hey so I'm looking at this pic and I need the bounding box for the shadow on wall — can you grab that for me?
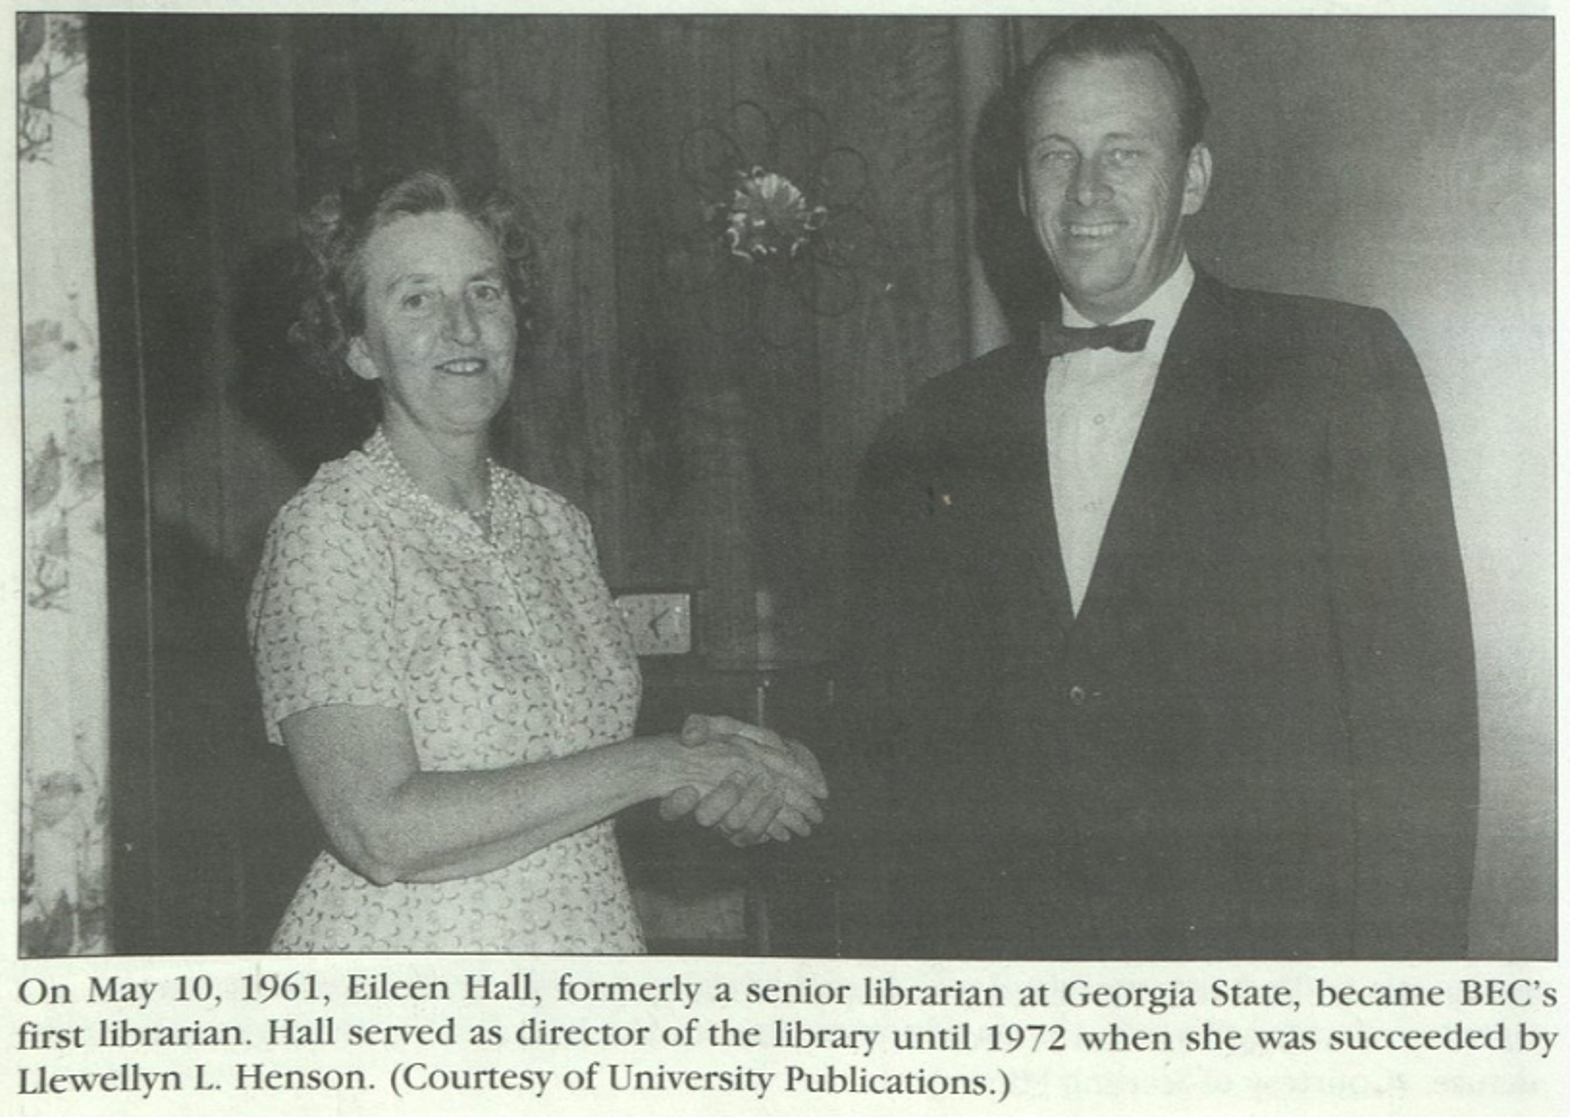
[229,239,379,475]
[971,73,1056,341]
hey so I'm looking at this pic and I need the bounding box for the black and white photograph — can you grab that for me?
[9,6,1562,1111]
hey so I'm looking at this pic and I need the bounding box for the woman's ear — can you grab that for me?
[346,337,379,382]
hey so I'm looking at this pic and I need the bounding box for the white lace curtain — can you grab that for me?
[20,12,109,956]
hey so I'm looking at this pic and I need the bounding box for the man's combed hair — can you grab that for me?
[290,169,540,389]
[1021,17,1211,151]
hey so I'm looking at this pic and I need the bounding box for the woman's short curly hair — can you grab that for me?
[290,169,539,388]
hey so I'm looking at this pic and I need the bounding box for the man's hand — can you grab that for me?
[658,714,827,845]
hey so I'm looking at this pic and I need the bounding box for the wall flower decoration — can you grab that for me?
[715,166,827,263]
[675,101,882,349]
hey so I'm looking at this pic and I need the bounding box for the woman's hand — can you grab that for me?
[279,704,824,887]
[658,714,828,846]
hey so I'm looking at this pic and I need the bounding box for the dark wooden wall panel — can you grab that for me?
[450,18,631,583]
[607,17,811,667]
[806,17,969,640]
[108,15,322,952]
[605,16,970,664]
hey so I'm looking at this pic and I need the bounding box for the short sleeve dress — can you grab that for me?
[247,429,645,952]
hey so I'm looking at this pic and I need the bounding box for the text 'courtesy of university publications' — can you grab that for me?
[8,965,1564,1104]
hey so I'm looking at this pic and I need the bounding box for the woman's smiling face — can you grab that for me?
[347,210,517,439]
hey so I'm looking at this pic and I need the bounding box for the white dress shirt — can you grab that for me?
[1045,257,1195,616]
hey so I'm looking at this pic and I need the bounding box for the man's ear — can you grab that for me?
[346,337,379,382]
[1182,143,1212,217]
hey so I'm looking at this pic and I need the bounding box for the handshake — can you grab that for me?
[657,714,828,847]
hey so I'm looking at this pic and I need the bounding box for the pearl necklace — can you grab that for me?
[365,428,507,544]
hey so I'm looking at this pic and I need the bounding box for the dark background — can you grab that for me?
[89,15,1552,957]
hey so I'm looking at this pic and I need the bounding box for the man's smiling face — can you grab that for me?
[1021,52,1210,323]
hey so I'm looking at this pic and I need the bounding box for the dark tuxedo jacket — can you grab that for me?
[832,273,1477,959]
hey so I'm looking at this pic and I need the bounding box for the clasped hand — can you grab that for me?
[658,714,827,846]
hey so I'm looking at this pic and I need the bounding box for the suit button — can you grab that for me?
[1068,684,1087,706]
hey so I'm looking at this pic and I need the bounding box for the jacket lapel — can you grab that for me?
[974,347,1077,637]
[1074,274,1232,625]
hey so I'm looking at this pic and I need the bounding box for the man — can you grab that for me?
[834,17,1477,959]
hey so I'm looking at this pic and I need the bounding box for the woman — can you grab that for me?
[247,170,825,952]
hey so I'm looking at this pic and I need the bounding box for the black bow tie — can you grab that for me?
[1039,318,1154,357]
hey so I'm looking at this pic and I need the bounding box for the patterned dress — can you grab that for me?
[247,429,645,952]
